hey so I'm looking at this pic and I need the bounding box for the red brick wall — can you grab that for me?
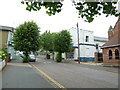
[108,31,113,40]
[114,18,119,35]
[108,18,120,41]
[102,18,120,66]
[102,47,120,65]
[94,52,98,63]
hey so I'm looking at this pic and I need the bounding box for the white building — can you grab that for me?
[65,27,108,62]
[94,36,108,52]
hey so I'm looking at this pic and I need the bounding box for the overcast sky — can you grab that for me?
[0,0,118,37]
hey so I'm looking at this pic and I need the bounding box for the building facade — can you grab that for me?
[0,26,13,49]
[0,26,15,60]
[65,28,107,62]
[101,18,120,66]
[94,36,108,62]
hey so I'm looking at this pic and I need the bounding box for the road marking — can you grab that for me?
[30,63,67,90]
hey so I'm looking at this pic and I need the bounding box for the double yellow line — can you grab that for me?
[30,63,67,90]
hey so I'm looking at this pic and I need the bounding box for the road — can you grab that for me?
[2,55,119,89]
[30,56,119,88]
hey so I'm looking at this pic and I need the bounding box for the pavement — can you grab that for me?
[2,59,56,89]
[62,60,103,65]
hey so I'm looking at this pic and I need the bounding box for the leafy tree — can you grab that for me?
[13,21,40,62]
[40,31,53,52]
[21,1,120,22]
[54,30,72,62]
[40,31,56,59]
[74,2,120,22]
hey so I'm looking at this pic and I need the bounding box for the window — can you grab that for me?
[109,50,112,59]
[115,49,119,59]
[85,36,89,42]
[96,44,98,49]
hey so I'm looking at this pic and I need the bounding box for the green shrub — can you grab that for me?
[0,48,8,60]
[23,56,29,63]
[56,52,62,62]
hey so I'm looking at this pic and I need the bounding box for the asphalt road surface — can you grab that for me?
[2,56,119,89]
[30,56,119,88]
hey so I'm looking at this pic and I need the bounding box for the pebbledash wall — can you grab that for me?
[64,27,108,62]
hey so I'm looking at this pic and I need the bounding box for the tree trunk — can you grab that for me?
[46,54,50,59]
[23,52,29,63]
[52,52,54,60]
[56,52,62,62]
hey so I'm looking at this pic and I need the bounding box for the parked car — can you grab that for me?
[29,55,36,62]
[19,53,24,58]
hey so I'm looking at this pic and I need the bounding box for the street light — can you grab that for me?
[76,22,80,64]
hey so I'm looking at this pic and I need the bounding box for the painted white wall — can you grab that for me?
[69,28,107,59]
[69,28,95,58]
[69,27,78,46]
[94,41,106,53]
[7,31,10,48]
[0,61,2,90]
[73,48,78,60]
[8,31,13,54]
[79,29,94,44]
[0,60,6,71]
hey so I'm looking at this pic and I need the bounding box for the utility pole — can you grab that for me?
[77,22,80,64]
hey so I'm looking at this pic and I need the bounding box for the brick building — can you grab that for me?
[101,18,120,66]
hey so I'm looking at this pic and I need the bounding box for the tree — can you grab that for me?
[13,21,40,63]
[21,1,120,22]
[40,31,53,52]
[40,31,56,59]
[54,30,72,62]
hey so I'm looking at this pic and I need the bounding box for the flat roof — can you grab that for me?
[101,44,120,49]
[94,36,108,42]
[0,25,14,32]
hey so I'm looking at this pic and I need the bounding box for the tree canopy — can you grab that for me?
[40,30,72,62]
[54,30,72,62]
[54,30,72,53]
[21,0,120,22]
[40,31,55,52]
[13,21,40,62]
[40,31,57,59]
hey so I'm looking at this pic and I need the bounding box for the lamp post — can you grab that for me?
[77,22,80,64]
